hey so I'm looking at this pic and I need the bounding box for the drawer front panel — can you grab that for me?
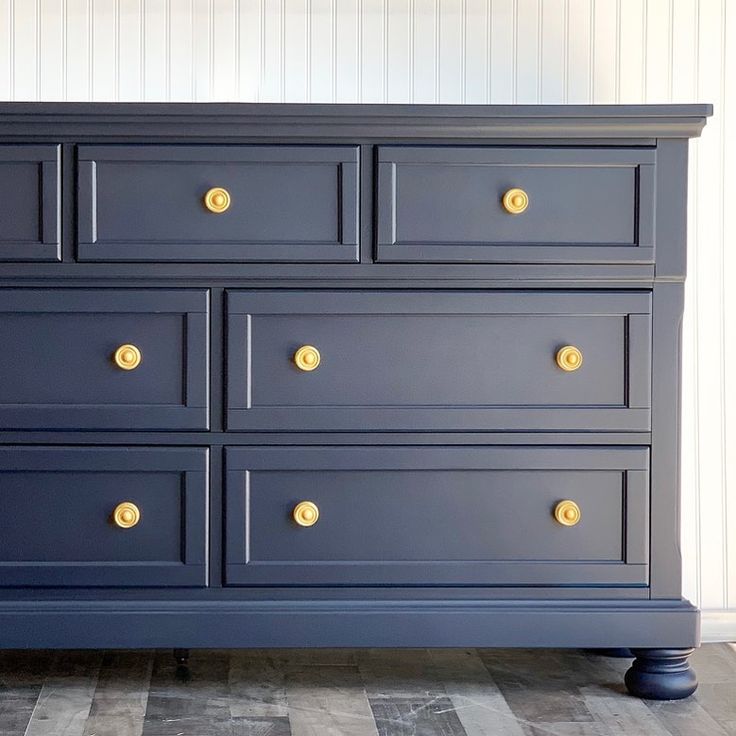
[0,290,208,430]
[0,447,208,587]
[225,446,649,587]
[77,145,359,262]
[226,291,651,432]
[0,145,60,261]
[376,147,655,263]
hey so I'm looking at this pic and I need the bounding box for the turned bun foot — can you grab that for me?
[624,648,697,700]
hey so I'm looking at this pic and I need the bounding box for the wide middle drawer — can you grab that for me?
[226,290,651,432]
[225,445,649,587]
[0,289,209,430]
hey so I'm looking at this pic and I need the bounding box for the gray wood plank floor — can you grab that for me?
[0,645,734,736]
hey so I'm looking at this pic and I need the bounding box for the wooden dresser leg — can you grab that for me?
[624,648,697,700]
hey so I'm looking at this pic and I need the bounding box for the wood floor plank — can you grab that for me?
[81,650,153,736]
[643,697,732,736]
[23,651,102,736]
[230,715,292,736]
[285,663,379,736]
[427,649,525,736]
[0,651,52,736]
[478,650,598,726]
[356,649,447,698]
[229,651,289,719]
[369,697,468,736]
[141,649,231,736]
[580,686,671,736]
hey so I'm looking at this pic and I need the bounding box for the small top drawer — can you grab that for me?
[376,147,655,263]
[77,145,359,262]
[0,145,60,262]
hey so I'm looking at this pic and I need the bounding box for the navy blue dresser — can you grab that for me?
[0,103,711,699]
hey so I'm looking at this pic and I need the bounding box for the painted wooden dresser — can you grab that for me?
[0,103,711,699]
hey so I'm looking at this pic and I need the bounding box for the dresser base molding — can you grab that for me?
[0,599,698,650]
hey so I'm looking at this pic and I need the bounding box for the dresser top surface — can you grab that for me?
[0,102,711,139]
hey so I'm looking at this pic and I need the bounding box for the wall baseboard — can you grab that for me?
[701,610,736,643]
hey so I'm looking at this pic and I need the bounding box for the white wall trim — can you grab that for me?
[701,610,736,643]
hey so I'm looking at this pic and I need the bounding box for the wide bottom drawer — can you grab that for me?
[0,447,208,587]
[225,446,649,587]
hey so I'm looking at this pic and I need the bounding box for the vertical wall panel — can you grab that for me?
[591,0,617,103]
[0,0,734,636]
[117,0,143,101]
[283,0,308,102]
[540,0,565,103]
[92,1,117,100]
[489,0,514,102]
[515,0,539,102]
[359,0,384,102]
[565,0,591,103]
[212,0,238,100]
[618,0,644,104]
[463,0,488,103]
[308,0,332,102]
[0,1,11,99]
[64,0,91,99]
[142,0,167,99]
[39,0,64,100]
[724,0,736,612]
[693,0,726,610]
[168,0,193,101]
[12,0,37,99]
[411,0,438,102]
[438,0,462,103]
[335,0,358,101]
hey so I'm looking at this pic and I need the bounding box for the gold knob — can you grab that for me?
[502,188,529,214]
[554,500,581,527]
[293,345,321,372]
[112,502,141,529]
[113,344,141,370]
[203,187,231,213]
[293,501,319,527]
[556,345,583,372]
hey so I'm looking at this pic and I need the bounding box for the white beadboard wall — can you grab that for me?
[0,1,733,640]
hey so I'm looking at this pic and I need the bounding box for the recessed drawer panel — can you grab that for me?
[226,290,651,432]
[77,145,359,262]
[0,447,208,587]
[225,446,649,587]
[0,289,208,430]
[0,145,60,261]
[376,147,655,263]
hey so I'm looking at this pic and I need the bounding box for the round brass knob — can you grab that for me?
[112,502,141,529]
[556,345,583,372]
[293,501,319,527]
[293,345,321,372]
[113,344,141,371]
[502,188,529,214]
[554,500,581,527]
[203,187,231,214]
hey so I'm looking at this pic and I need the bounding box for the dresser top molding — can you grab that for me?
[0,102,712,140]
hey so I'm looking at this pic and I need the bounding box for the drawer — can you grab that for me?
[0,447,208,587]
[0,289,208,430]
[225,446,649,587]
[77,145,359,262]
[226,290,651,432]
[376,147,655,263]
[0,145,60,261]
